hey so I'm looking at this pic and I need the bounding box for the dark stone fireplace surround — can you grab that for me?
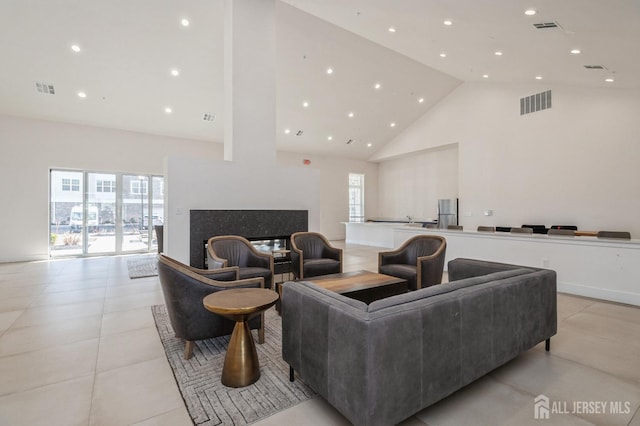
[190,209,308,268]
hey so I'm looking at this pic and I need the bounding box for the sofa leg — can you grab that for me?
[289,366,295,382]
[545,338,550,352]
[184,340,194,360]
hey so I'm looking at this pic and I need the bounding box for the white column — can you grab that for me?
[224,0,276,165]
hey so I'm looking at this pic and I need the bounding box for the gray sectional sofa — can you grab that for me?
[281,258,557,426]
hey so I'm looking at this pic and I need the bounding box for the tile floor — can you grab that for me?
[0,242,639,425]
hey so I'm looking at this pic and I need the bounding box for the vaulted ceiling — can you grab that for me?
[1,0,638,160]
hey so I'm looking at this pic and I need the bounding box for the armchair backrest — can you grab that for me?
[291,232,336,260]
[403,236,446,262]
[208,236,254,267]
[157,255,238,341]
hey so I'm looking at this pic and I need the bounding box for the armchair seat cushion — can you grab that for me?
[303,258,342,278]
[239,267,273,289]
[379,264,417,290]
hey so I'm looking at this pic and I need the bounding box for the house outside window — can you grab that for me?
[62,178,80,192]
[131,179,148,195]
[97,180,116,193]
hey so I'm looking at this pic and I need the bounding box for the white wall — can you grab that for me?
[0,115,219,262]
[371,82,640,236]
[276,151,379,240]
[164,155,321,264]
[377,144,458,220]
[0,115,371,262]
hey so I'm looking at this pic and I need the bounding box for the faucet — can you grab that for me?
[406,215,413,223]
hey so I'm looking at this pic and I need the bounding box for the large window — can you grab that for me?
[348,173,365,222]
[50,169,164,257]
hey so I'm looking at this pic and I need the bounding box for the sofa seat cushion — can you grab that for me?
[303,258,341,278]
[379,263,418,290]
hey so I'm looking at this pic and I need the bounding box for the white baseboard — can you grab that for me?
[558,281,640,307]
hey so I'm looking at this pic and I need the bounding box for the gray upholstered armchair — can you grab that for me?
[290,232,342,279]
[157,254,265,360]
[207,235,274,290]
[378,235,446,290]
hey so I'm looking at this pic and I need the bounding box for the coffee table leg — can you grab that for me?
[221,319,260,387]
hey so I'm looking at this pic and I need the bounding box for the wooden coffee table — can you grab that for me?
[203,288,278,388]
[306,270,407,304]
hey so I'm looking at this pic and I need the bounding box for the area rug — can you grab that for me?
[127,255,158,278]
[151,305,316,425]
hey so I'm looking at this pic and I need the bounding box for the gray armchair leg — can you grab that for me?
[184,340,195,360]
[545,338,550,352]
[289,366,295,382]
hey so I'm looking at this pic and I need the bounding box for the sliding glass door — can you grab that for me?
[50,169,163,257]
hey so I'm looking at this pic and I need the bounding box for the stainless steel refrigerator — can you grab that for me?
[437,199,458,229]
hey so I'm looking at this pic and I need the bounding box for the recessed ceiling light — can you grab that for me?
[302,101,309,108]
[605,78,615,83]
[524,9,537,16]
[443,20,453,26]
[535,76,543,80]
[284,128,291,134]
[326,67,333,75]
[367,143,372,148]
[388,27,396,33]
[390,122,396,127]
[374,83,381,90]
[440,53,447,58]
[348,112,354,118]
[77,91,87,98]
[164,107,173,114]
[482,74,489,78]
[494,51,503,56]
[418,97,425,103]
[327,136,333,141]
[181,18,190,27]
[71,44,81,53]
[570,49,581,55]
[170,69,180,77]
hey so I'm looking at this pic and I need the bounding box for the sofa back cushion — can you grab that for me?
[447,258,535,282]
[368,268,533,312]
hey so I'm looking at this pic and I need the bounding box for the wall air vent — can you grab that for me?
[346,139,353,145]
[520,90,552,116]
[533,22,560,29]
[583,65,607,70]
[35,82,55,95]
[296,130,303,136]
[202,113,215,122]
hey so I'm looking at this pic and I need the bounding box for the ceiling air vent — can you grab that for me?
[583,65,607,70]
[533,22,560,29]
[35,82,55,95]
[296,130,303,136]
[202,113,215,122]
[520,90,552,116]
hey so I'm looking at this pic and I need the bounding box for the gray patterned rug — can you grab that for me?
[127,255,158,279]
[151,305,316,425]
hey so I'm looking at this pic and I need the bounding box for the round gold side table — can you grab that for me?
[203,288,278,388]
